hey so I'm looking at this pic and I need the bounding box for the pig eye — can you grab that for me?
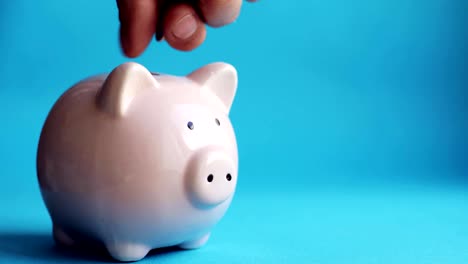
[187,121,194,130]
[215,118,220,126]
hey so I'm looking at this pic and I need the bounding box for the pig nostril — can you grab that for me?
[226,174,232,181]
[207,174,214,183]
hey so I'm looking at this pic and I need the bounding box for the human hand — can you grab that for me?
[116,0,257,58]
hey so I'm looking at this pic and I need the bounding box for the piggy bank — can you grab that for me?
[36,62,239,261]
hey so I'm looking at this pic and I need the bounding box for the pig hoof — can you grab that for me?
[53,226,75,247]
[106,243,150,262]
[179,233,211,249]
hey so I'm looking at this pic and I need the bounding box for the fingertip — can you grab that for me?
[163,4,206,52]
[199,0,242,28]
[116,0,158,58]
[119,26,139,58]
[119,27,150,58]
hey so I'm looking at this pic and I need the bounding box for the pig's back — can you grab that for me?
[37,75,113,193]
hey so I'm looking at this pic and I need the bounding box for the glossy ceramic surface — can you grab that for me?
[36,62,239,262]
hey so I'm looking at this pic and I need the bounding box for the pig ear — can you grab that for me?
[188,62,238,113]
[96,62,159,117]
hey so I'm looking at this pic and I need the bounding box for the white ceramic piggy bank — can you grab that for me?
[36,62,239,262]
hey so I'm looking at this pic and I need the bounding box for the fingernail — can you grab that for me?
[172,14,197,40]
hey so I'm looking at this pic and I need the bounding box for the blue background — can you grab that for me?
[0,0,467,263]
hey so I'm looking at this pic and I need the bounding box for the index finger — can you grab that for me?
[117,0,159,57]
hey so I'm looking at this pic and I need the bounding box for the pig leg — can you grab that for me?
[179,233,211,249]
[106,242,150,262]
[53,225,75,247]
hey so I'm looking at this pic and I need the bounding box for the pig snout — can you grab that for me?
[186,147,237,208]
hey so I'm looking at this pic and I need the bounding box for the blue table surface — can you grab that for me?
[1,182,467,264]
[1,1,467,263]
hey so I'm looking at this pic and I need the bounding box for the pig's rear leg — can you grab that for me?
[179,233,211,249]
[53,225,75,247]
[106,242,150,262]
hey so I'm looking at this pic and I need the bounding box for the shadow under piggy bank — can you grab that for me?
[0,232,186,263]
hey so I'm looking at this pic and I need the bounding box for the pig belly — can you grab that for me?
[41,189,215,249]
